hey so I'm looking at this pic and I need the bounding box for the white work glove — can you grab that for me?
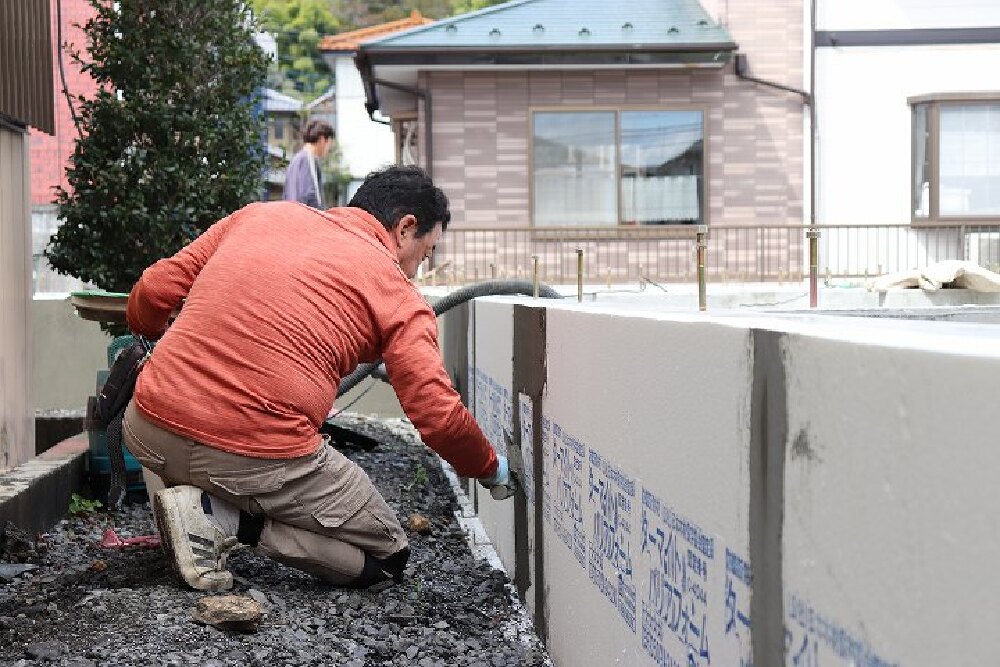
[478,455,516,500]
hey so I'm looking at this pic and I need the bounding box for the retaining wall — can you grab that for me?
[466,296,1000,667]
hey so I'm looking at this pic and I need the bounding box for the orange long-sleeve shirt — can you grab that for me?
[127,201,497,479]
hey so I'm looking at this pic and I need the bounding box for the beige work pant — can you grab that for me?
[122,401,407,585]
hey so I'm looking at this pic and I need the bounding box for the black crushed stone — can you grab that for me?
[0,417,550,667]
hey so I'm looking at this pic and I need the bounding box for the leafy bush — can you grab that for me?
[68,493,102,516]
[46,0,269,294]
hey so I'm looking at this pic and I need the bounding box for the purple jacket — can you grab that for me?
[283,148,323,209]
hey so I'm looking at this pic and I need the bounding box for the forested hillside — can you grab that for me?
[252,0,508,98]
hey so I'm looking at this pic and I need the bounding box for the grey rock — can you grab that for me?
[0,563,37,582]
[18,603,47,616]
[433,620,450,629]
[405,645,419,660]
[0,418,553,667]
[191,595,264,633]
[25,640,67,660]
[0,521,34,560]
[247,589,268,605]
[63,659,95,667]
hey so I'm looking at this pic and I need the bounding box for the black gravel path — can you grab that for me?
[0,417,550,667]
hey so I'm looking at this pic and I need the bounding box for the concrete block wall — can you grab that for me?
[466,296,1000,667]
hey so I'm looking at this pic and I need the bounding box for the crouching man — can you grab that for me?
[122,166,513,591]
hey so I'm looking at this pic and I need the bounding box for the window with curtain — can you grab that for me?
[532,112,617,226]
[532,109,704,227]
[911,97,1000,221]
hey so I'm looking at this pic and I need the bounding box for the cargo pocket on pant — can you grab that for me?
[356,509,398,545]
[208,465,287,515]
[311,490,372,530]
[122,418,167,480]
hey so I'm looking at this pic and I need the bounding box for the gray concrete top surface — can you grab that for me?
[476,292,1000,359]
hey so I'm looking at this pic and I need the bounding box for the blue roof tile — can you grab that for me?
[363,0,734,50]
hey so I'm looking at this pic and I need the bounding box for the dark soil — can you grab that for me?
[0,417,550,667]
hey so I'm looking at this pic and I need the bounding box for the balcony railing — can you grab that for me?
[421,222,1000,286]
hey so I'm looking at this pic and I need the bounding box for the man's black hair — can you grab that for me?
[349,165,451,238]
[302,119,334,143]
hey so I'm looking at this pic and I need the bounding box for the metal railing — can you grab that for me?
[422,222,1000,287]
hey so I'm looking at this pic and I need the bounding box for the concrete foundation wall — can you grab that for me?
[467,296,1000,667]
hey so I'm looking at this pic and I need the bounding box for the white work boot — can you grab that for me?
[152,485,238,591]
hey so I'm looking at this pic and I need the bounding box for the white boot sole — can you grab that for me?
[153,488,233,592]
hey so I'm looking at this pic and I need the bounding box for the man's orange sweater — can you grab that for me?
[126,202,497,479]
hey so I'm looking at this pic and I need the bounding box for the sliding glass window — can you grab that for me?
[532,112,617,226]
[911,95,1000,221]
[533,109,704,227]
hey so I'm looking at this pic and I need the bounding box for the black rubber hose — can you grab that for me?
[336,280,562,397]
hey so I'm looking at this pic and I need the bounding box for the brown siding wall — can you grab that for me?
[0,127,36,471]
[425,1,803,232]
[0,0,55,133]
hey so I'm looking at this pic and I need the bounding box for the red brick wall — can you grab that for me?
[29,0,98,206]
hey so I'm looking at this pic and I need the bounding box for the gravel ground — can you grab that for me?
[0,416,550,667]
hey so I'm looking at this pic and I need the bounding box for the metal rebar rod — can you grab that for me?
[576,248,584,302]
[807,228,820,308]
[532,256,539,298]
[696,225,708,311]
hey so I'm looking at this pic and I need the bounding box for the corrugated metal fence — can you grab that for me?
[0,0,55,133]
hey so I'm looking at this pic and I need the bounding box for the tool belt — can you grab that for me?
[97,337,152,510]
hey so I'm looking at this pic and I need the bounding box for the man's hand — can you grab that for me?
[478,454,517,500]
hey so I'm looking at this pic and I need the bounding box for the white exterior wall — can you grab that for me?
[815,45,1000,227]
[334,56,396,182]
[814,0,1000,274]
[818,0,1000,30]
[468,296,1000,666]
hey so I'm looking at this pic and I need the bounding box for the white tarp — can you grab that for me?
[870,259,1000,292]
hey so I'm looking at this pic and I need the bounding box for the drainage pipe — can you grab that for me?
[337,280,563,396]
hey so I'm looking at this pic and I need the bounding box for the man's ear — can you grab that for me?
[396,214,418,240]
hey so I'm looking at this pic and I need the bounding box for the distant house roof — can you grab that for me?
[360,0,734,53]
[263,88,302,114]
[305,86,336,112]
[318,10,434,54]
[358,0,737,117]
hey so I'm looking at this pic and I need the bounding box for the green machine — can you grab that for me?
[71,291,148,501]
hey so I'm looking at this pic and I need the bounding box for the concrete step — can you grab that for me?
[0,434,88,535]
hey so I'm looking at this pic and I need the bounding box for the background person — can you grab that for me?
[283,118,334,209]
[123,166,513,591]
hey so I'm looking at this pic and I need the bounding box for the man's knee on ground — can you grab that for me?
[351,546,410,588]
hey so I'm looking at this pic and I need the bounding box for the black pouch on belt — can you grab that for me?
[95,337,152,510]
[95,338,151,429]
